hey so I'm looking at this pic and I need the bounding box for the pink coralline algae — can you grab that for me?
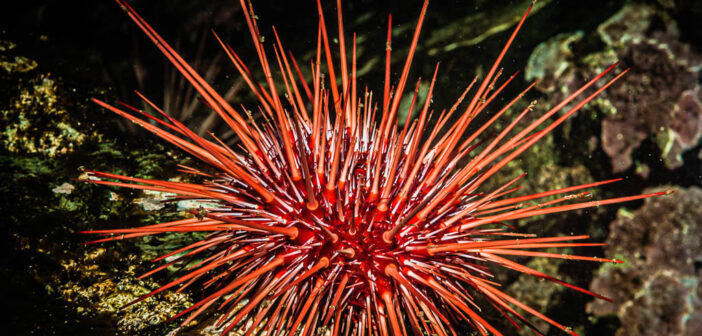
[525,3,702,173]
[589,186,702,336]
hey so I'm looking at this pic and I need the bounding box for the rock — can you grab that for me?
[525,4,702,173]
[601,39,699,171]
[525,31,583,93]
[59,248,193,334]
[588,186,702,336]
[1,74,95,157]
[52,182,76,195]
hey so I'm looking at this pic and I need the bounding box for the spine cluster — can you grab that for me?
[85,1,669,335]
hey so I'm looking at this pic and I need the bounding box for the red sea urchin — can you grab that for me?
[84,0,670,335]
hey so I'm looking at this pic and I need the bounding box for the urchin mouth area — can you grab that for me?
[286,209,396,273]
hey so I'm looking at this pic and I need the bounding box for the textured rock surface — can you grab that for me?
[588,186,702,336]
[59,248,193,334]
[600,38,699,171]
[525,3,702,173]
[1,74,93,156]
[0,36,198,335]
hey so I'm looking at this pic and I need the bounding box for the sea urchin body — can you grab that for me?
[84,1,669,335]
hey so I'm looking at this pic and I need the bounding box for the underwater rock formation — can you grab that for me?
[0,40,101,157]
[422,0,551,55]
[0,35,201,335]
[600,39,699,172]
[1,73,92,157]
[588,186,702,336]
[0,40,37,73]
[59,248,193,334]
[525,4,702,173]
[525,31,584,93]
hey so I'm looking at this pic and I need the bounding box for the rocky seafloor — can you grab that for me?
[1,0,700,335]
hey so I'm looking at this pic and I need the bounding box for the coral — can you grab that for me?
[588,186,702,336]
